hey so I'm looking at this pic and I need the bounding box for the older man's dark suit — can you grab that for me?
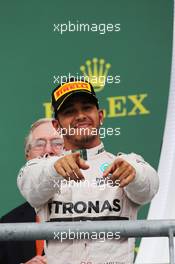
[0,202,36,264]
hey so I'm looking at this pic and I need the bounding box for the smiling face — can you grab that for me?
[53,94,103,150]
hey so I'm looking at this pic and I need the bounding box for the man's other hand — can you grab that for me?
[103,158,136,187]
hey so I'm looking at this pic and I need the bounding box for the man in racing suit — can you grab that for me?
[17,79,159,264]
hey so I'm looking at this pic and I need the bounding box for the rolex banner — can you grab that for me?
[0,0,173,262]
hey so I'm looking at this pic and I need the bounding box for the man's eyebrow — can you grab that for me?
[61,109,71,114]
[61,105,74,111]
[52,137,64,141]
[60,101,94,112]
[81,101,94,106]
[33,138,63,142]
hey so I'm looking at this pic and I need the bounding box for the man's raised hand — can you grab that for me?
[54,152,89,181]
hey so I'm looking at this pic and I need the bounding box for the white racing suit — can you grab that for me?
[17,143,159,264]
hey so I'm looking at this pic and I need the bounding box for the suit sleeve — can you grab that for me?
[120,153,159,205]
[0,241,7,264]
[17,156,63,208]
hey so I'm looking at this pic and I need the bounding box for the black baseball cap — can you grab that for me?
[52,79,99,117]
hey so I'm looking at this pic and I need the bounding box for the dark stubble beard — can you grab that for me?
[64,124,100,148]
[65,134,97,149]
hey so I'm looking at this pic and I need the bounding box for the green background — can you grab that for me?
[0,0,173,217]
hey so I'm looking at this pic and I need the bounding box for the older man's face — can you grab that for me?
[26,122,64,160]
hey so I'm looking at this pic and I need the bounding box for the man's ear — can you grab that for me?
[98,109,104,125]
[25,150,30,161]
[52,120,59,130]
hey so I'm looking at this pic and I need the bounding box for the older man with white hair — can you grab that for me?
[0,118,64,264]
